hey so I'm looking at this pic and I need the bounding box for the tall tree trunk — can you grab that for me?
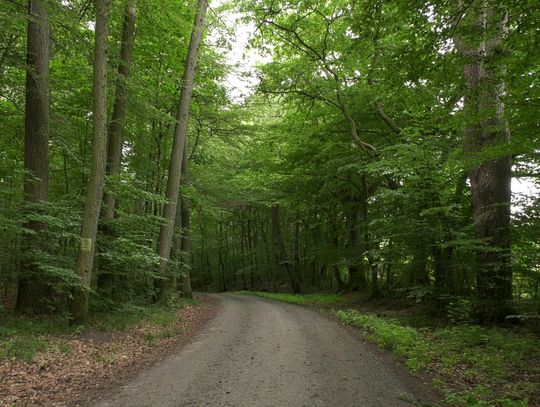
[457,1,512,322]
[98,0,136,294]
[360,180,381,299]
[240,219,248,290]
[72,0,110,324]
[179,141,192,298]
[331,222,346,293]
[16,0,51,313]
[433,245,454,293]
[247,213,255,289]
[102,0,136,220]
[293,212,303,291]
[272,204,300,293]
[347,208,366,292]
[154,0,208,301]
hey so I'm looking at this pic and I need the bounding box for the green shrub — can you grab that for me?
[336,309,538,406]
[336,309,431,371]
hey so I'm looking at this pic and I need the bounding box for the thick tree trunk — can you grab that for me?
[179,141,192,298]
[458,2,512,322]
[102,0,136,220]
[72,0,110,324]
[98,0,136,294]
[154,0,208,302]
[16,0,51,313]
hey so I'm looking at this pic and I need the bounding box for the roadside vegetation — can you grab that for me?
[239,291,539,407]
[0,298,206,405]
[1,298,197,363]
[236,291,350,306]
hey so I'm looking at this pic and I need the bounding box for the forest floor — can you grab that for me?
[239,291,540,407]
[1,293,537,406]
[0,296,218,407]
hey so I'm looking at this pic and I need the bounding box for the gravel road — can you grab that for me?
[93,294,433,407]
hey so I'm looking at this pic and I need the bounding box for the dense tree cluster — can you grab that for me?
[188,0,539,323]
[0,0,538,324]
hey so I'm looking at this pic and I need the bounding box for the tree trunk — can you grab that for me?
[102,0,136,220]
[433,245,454,293]
[240,219,248,290]
[347,209,366,291]
[247,213,255,289]
[331,222,346,293]
[457,1,512,322]
[293,212,303,290]
[272,204,300,294]
[179,141,192,298]
[154,0,208,302]
[16,0,51,313]
[72,0,110,324]
[98,0,136,293]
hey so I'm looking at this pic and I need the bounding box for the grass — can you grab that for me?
[336,309,539,407]
[0,314,72,362]
[0,298,197,363]
[92,299,195,332]
[235,291,350,306]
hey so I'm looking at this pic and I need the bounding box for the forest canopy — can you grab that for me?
[0,0,539,325]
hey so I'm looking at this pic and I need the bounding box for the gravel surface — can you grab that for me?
[93,294,434,407]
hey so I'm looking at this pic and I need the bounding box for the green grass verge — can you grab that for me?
[0,298,197,363]
[336,309,539,407]
[235,291,349,306]
[91,298,196,332]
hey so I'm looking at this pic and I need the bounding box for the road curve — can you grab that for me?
[94,294,431,407]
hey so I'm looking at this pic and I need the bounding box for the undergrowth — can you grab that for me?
[235,291,349,305]
[0,298,196,362]
[337,309,539,407]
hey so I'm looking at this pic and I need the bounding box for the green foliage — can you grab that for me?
[0,313,72,362]
[236,291,349,306]
[337,309,539,406]
[445,296,473,324]
[336,310,431,372]
[0,298,196,362]
[0,334,49,363]
[92,299,195,332]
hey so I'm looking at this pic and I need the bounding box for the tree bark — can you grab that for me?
[272,204,300,294]
[72,0,110,324]
[102,0,136,220]
[98,0,136,294]
[457,1,512,322]
[16,0,51,313]
[179,140,192,298]
[154,0,208,302]
[347,208,366,291]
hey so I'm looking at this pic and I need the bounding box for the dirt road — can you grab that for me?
[93,294,433,407]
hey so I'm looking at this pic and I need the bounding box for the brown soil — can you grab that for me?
[0,295,219,407]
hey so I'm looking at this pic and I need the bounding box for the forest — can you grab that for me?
[0,0,539,405]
